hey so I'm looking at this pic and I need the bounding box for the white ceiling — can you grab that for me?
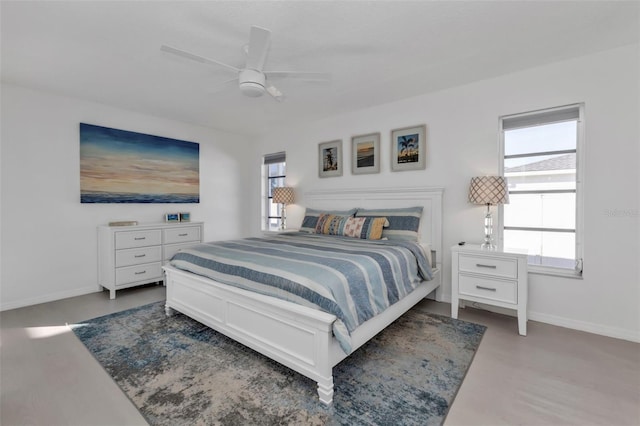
[2,1,639,136]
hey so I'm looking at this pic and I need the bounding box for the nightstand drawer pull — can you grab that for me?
[476,285,497,291]
[134,270,146,275]
[178,233,188,236]
[134,237,146,240]
[476,263,497,269]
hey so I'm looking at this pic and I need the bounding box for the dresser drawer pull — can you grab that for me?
[135,270,146,275]
[476,285,497,292]
[476,263,497,269]
[134,254,146,258]
[178,233,188,237]
[134,237,146,241]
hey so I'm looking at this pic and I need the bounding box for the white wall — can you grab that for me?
[0,84,254,310]
[252,44,640,342]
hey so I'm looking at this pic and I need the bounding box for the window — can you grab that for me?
[499,104,584,276]
[262,152,286,231]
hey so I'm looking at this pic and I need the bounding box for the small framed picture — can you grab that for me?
[165,213,179,223]
[318,139,343,178]
[179,212,191,222]
[351,132,380,175]
[391,124,426,172]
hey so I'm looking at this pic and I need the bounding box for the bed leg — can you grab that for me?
[165,304,175,317]
[317,377,334,405]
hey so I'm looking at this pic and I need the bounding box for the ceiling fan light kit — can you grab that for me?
[239,69,266,97]
[161,25,330,102]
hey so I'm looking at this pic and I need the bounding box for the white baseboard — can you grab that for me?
[0,285,101,312]
[528,311,640,343]
[456,301,640,343]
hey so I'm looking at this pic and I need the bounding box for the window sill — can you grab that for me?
[528,264,583,279]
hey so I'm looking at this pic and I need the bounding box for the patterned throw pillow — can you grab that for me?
[342,216,387,240]
[315,214,387,240]
[356,206,423,241]
[300,208,357,233]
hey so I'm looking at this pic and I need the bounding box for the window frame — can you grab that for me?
[262,152,286,231]
[497,103,585,278]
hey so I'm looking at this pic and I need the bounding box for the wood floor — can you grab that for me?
[1,285,639,425]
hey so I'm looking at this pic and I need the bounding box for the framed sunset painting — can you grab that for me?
[80,123,200,203]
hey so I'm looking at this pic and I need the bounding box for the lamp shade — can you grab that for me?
[468,176,509,205]
[272,187,295,205]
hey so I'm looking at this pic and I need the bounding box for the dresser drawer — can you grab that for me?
[459,254,517,279]
[115,262,163,286]
[115,229,162,249]
[164,226,201,244]
[115,246,162,267]
[459,275,517,304]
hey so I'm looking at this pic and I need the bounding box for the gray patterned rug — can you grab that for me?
[72,301,485,426]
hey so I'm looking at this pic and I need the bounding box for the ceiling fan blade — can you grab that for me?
[161,45,240,73]
[266,85,285,102]
[265,71,331,82]
[245,26,271,71]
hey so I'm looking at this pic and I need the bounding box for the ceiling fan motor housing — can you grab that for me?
[239,69,266,97]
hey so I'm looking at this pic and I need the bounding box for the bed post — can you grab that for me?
[317,377,334,405]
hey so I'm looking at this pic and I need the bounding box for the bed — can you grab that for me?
[162,186,443,405]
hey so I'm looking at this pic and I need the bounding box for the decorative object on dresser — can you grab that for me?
[271,186,295,230]
[468,175,509,249]
[179,212,190,222]
[391,124,426,171]
[351,132,380,175]
[107,220,138,227]
[97,222,203,299]
[165,213,179,223]
[318,139,343,178]
[451,244,528,335]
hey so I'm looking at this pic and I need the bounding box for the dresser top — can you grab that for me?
[99,221,203,230]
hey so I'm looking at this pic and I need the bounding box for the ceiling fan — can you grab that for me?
[161,26,331,101]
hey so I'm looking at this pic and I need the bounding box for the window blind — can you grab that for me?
[503,106,580,131]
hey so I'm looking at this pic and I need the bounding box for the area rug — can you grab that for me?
[71,301,485,426]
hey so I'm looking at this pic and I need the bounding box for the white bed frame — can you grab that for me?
[163,186,444,405]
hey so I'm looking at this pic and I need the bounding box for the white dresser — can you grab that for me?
[98,222,204,299]
[451,244,528,335]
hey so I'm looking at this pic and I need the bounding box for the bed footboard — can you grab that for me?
[163,265,338,405]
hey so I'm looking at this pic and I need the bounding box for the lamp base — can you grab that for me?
[279,204,287,230]
[482,204,496,250]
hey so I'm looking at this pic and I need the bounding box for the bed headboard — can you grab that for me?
[302,187,444,266]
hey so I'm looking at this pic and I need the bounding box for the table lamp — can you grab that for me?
[272,187,295,230]
[468,176,509,249]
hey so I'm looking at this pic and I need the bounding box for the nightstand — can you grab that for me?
[451,244,528,335]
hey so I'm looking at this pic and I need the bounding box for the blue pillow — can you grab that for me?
[356,206,423,241]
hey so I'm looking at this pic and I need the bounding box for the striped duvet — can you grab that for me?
[169,232,433,354]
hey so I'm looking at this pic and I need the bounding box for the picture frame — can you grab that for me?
[318,140,343,178]
[165,213,180,223]
[391,125,426,172]
[351,132,380,175]
[179,212,191,222]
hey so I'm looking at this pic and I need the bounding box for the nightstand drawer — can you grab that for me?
[115,230,162,249]
[115,262,163,286]
[459,254,517,279]
[115,246,162,267]
[164,226,201,244]
[459,275,517,304]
